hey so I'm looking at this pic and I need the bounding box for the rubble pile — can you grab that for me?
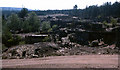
[2,42,59,59]
[2,41,119,59]
[56,44,119,56]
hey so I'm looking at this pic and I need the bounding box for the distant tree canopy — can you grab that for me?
[18,8,28,18]
[72,5,80,17]
[32,1,120,19]
[2,1,120,19]
[80,2,120,19]
[73,5,78,10]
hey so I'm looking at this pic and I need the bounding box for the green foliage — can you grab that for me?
[3,35,22,48]
[19,41,25,45]
[13,35,22,44]
[103,21,108,26]
[48,24,58,32]
[22,20,31,32]
[41,21,51,32]
[7,13,21,32]
[48,28,53,32]
[27,12,40,32]
[2,20,13,47]
[6,12,40,33]
[42,36,51,42]
[110,17,117,26]
[19,8,28,18]
[21,12,40,32]
[79,2,120,18]
[47,24,58,32]
[52,25,58,29]
[2,19,22,47]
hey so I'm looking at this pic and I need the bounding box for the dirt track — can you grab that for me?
[2,55,118,68]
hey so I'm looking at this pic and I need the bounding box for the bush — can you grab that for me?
[2,44,8,52]
[19,41,25,45]
[42,36,51,42]
[3,33,22,48]
[41,21,51,32]
[103,21,108,26]
[111,17,117,27]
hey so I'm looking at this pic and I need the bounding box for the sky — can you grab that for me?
[0,0,119,10]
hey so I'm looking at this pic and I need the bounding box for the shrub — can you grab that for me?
[42,36,51,42]
[19,41,25,45]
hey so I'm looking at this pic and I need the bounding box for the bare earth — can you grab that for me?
[2,55,118,68]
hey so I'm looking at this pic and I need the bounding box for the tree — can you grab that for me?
[73,5,78,16]
[2,24,13,47]
[22,20,31,32]
[2,18,12,46]
[41,21,51,32]
[79,1,120,19]
[27,12,40,32]
[73,5,78,10]
[19,8,28,18]
[112,2,120,17]
[2,18,21,47]
[7,13,21,32]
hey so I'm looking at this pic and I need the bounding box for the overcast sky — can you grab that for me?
[0,0,119,10]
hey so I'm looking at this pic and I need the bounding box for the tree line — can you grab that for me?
[2,8,58,48]
[2,1,120,19]
[79,2,120,19]
[33,1,120,19]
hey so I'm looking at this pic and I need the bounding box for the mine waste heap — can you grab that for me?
[2,19,120,59]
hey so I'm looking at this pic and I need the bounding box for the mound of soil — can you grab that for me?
[2,42,119,59]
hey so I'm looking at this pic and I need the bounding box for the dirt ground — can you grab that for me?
[2,55,118,68]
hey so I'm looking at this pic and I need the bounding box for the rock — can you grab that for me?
[98,52,101,55]
[98,41,105,46]
[31,54,38,58]
[90,40,99,47]
[61,37,70,43]
[105,44,116,49]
